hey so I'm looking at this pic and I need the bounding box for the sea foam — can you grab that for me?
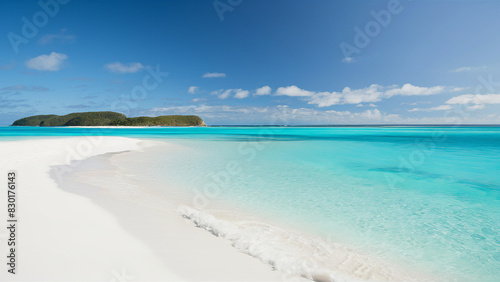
[177,206,429,282]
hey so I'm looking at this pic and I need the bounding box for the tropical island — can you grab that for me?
[11,111,206,127]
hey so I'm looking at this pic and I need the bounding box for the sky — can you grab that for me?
[1,0,500,125]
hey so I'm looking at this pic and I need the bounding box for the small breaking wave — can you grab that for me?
[178,206,431,282]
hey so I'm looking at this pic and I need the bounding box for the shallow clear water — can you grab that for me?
[2,126,500,280]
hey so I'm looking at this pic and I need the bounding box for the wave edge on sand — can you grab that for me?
[177,206,435,282]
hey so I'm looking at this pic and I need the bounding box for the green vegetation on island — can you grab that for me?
[12,111,206,127]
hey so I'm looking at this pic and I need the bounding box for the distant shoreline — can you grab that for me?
[11,111,206,127]
[5,124,500,127]
[207,124,500,127]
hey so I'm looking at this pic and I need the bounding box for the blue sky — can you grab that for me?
[1,0,500,125]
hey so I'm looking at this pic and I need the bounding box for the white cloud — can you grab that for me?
[234,89,250,99]
[292,84,382,107]
[409,94,500,112]
[212,89,230,99]
[201,83,464,113]
[341,57,356,63]
[202,72,226,78]
[307,92,342,107]
[191,98,205,103]
[150,105,266,116]
[104,62,145,73]
[341,84,383,104]
[402,101,432,106]
[210,89,230,99]
[26,52,67,71]
[450,66,486,73]
[276,83,455,107]
[255,86,272,96]
[357,103,377,107]
[385,84,445,97]
[358,108,382,119]
[469,104,486,110]
[146,103,500,125]
[275,85,315,97]
[38,29,75,45]
[450,87,467,92]
[445,94,500,105]
[212,89,250,99]
[188,86,199,94]
[147,104,405,125]
[409,105,453,112]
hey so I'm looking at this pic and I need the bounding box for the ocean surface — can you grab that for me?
[2,126,500,281]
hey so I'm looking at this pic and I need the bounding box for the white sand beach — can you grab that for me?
[0,137,284,281]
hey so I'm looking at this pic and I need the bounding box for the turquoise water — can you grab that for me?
[2,126,500,280]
